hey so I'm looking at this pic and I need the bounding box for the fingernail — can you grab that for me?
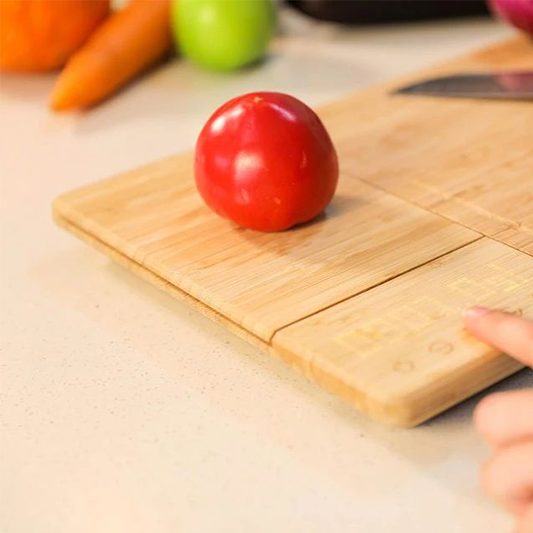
[464,306,490,320]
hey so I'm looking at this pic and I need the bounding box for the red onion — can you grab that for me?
[489,0,533,35]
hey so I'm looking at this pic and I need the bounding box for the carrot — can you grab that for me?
[50,0,171,110]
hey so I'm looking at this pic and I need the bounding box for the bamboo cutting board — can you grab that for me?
[54,36,533,427]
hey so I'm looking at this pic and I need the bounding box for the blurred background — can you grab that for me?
[0,0,520,170]
[0,0,522,118]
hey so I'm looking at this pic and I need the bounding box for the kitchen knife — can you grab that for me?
[394,71,533,100]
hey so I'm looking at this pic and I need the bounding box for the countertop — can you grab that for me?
[1,9,531,533]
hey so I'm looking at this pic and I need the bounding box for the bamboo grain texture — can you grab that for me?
[54,36,533,426]
[273,239,532,426]
[320,35,533,256]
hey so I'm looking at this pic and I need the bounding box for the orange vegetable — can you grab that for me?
[50,0,172,111]
[0,0,109,72]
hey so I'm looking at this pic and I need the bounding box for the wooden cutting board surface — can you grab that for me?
[54,36,533,427]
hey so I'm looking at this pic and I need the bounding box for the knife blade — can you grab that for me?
[394,71,533,100]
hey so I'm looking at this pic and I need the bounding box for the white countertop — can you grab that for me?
[2,9,531,533]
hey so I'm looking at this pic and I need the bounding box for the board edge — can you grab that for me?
[52,202,269,353]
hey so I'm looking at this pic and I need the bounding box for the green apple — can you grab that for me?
[172,0,276,71]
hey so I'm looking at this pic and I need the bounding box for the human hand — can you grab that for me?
[464,307,533,533]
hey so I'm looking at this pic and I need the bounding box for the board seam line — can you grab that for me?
[55,209,484,349]
[268,235,484,343]
[341,170,532,258]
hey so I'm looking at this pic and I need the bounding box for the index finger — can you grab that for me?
[464,307,533,367]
